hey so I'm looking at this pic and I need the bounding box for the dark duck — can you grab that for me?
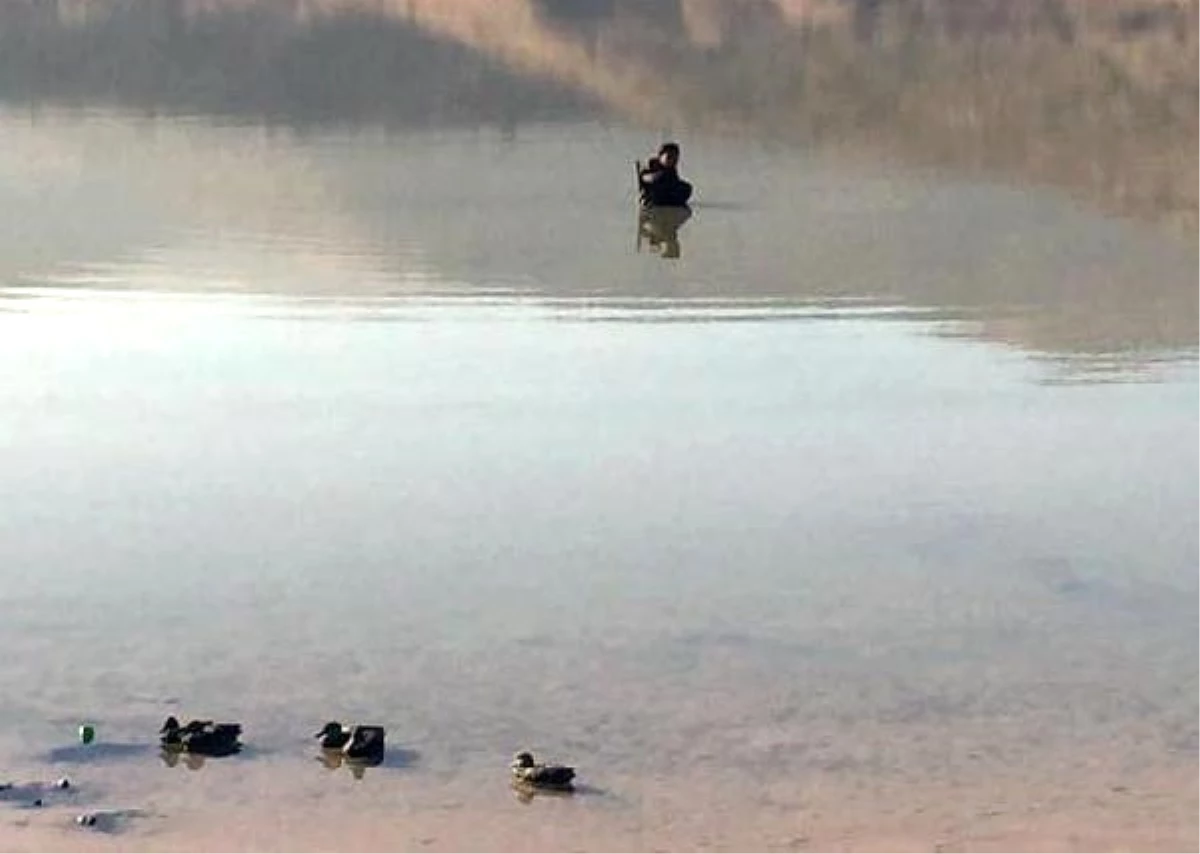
[314,722,386,765]
[159,716,242,757]
[510,751,575,791]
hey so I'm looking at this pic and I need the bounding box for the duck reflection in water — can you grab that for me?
[159,749,208,771]
[511,782,562,803]
[637,205,693,259]
[315,750,376,779]
[510,779,580,804]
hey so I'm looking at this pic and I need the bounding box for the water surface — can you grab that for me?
[0,4,1196,851]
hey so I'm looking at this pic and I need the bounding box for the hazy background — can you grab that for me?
[1,0,1195,230]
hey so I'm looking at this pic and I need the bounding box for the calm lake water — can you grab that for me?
[0,3,1197,852]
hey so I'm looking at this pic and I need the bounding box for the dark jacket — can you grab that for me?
[639,158,693,208]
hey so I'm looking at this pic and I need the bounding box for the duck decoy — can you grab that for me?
[0,778,70,796]
[313,722,351,751]
[344,726,386,764]
[314,722,385,764]
[0,777,71,809]
[193,724,241,757]
[159,716,242,757]
[510,751,575,791]
[159,716,188,746]
[76,808,146,831]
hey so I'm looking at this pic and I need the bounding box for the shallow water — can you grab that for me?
[0,4,1197,852]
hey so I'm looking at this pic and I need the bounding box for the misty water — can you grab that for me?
[0,3,1196,851]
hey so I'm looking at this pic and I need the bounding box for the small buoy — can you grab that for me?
[78,724,95,745]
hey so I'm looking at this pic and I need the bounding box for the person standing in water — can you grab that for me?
[638,142,693,208]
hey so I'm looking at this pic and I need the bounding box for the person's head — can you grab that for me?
[657,142,680,168]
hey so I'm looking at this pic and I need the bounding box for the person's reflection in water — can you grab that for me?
[637,205,693,259]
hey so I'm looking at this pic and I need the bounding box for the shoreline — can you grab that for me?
[3,753,1194,852]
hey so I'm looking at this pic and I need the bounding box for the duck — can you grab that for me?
[314,722,385,764]
[159,716,204,749]
[314,721,351,750]
[0,778,70,794]
[314,724,384,762]
[76,808,144,830]
[159,716,242,757]
[0,777,70,810]
[0,778,70,809]
[345,726,386,763]
[510,751,575,791]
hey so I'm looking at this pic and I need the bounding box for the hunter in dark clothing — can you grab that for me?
[638,142,693,208]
